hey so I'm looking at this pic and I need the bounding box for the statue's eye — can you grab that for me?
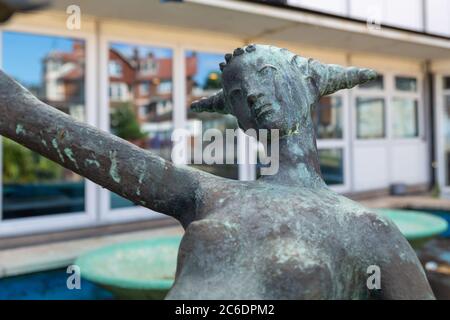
[258,64,278,74]
[230,88,242,95]
[230,88,242,97]
[229,88,243,105]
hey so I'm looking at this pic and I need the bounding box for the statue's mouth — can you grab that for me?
[255,103,273,119]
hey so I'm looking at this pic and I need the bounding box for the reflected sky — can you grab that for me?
[3,31,77,86]
[186,51,222,87]
[2,32,225,90]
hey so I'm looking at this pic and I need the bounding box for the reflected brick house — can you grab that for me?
[42,41,85,121]
[44,43,198,125]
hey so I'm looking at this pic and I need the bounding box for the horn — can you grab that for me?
[308,59,377,96]
[190,90,229,114]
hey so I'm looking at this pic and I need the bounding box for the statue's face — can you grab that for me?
[221,45,309,134]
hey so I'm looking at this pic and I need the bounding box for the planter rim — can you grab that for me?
[376,208,448,240]
[75,236,181,290]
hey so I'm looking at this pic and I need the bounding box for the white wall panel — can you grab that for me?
[288,0,348,15]
[390,143,429,184]
[350,0,423,31]
[426,0,450,36]
[353,146,389,191]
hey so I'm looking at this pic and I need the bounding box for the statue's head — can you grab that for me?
[191,44,376,136]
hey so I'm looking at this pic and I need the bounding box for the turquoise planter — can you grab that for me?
[376,209,448,249]
[75,236,181,299]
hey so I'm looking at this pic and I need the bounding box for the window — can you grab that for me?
[313,96,343,139]
[392,98,418,138]
[359,75,384,90]
[108,60,122,77]
[356,97,385,139]
[142,59,158,75]
[395,76,417,92]
[392,76,419,139]
[2,31,86,220]
[157,81,172,95]
[319,149,344,186]
[139,82,149,96]
[186,51,239,180]
[109,42,173,209]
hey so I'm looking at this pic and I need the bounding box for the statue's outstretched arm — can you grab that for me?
[308,59,377,96]
[0,70,211,227]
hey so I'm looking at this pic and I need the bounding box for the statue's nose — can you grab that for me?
[247,93,261,106]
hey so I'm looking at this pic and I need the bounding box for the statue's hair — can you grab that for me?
[220,44,257,71]
[219,44,299,72]
[191,44,377,115]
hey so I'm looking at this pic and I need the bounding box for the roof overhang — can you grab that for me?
[45,0,450,60]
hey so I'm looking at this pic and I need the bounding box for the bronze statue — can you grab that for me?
[0,44,434,299]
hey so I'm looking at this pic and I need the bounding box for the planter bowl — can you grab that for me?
[75,236,181,299]
[376,209,448,249]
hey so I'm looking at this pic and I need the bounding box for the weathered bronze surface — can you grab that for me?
[0,44,434,299]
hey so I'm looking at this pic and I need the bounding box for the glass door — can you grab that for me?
[0,28,96,236]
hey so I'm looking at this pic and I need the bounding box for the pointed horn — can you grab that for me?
[309,59,377,96]
[190,90,229,114]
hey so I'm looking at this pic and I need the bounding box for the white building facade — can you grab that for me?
[0,0,449,237]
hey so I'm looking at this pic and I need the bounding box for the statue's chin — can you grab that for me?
[256,116,285,133]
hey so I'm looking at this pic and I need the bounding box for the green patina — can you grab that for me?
[51,138,65,163]
[286,123,300,136]
[15,124,25,135]
[136,171,145,196]
[109,150,121,183]
[85,158,100,168]
[64,148,79,169]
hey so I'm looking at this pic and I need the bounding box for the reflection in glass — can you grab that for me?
[108,43,174,209]
[445,96,450,185]
[2,31,86,220]
[359,75,383,90]
[392,98,418,138]
[395,76,417,92]
[356,97,385,139]
[319,149,344,186]
[185,51,239,180]
[444,77,450,90]
[313,96,343,139]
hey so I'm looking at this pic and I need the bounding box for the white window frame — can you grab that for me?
[181,44,255,181]
[316,92,351,193]
[353,72,424,143]
[99,34,178,224]
[0,25,98,237]
[351,70,425,193]
[353,76,388,144]
[391,74,423,142]
[435,74,450,193]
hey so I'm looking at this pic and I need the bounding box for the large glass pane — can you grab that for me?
[313,96,343,139]
[356,97,385,139]
[392,98,419,138]
[2,31,86,220]
[185,51,239,180]
[319,149,344,186]
[108,43,173,209]
[359,75,384,90]
[395,76,417,92]
[445,96,450,186]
